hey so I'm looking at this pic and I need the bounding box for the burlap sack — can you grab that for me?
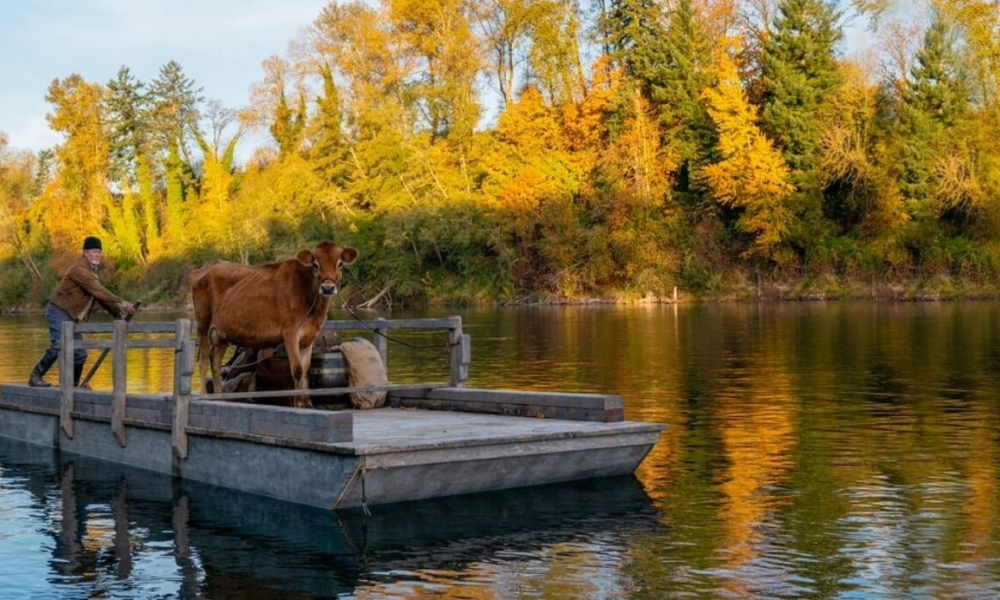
[339,337,388,409]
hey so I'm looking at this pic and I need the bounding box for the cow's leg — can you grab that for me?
[298,341,317,407]
[210,342,228,398]
[284,334,312,408]
[197,328,212,393]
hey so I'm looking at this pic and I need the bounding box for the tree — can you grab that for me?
[935,0,1000,109]
[757,0,845,256]
[600,87,676,225]
[105,66,152,264]
[250,56,306,159]
[43,74,112,255]
[597,0,668,86]
[390,0,482,142]
[474,0,536,109]
[148,61,203,248]
[527,0,586,106]
[898,11,973,213]
[312,0,409,136]
[0,133,43,282]
[307,63,351,188]
[818,62,909,267]
[104,66,149,185]
[699,37,795,265]
[148,61,203,157]
[475,0,585,109]
[484,85,584,294]
[655,0,717,196]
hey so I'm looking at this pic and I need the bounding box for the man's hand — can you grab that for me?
[121,300,141,318]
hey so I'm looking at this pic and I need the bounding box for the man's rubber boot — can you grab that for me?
[28,363,52,387]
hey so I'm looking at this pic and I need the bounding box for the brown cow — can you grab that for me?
[190,240,358,407]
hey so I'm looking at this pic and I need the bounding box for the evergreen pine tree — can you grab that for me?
[899,12,970,205]
[654,0,715,197]
[598,0,668,86]
[757,0,844,255]
[309,64,351,188]
[104,66,149,186]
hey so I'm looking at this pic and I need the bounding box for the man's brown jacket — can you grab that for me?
[49,254,130,322]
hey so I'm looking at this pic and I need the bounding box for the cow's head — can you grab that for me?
[297,241,359,297]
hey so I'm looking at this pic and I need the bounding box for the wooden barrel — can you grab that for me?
[309,351,347,389]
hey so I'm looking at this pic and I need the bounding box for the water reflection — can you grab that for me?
[0,437,659,599]
[5,302,1000,596]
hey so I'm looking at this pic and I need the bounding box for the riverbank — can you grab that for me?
[4,270,999,315]
[496,272,1000,305]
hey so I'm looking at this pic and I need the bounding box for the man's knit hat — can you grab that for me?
[83,236,102,251]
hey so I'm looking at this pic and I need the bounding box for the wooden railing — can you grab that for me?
[324,316,471,386]
[60,320,192,446]
[56,316,471,457]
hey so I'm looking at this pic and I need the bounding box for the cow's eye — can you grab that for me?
[312,260,320,271]
[337,259,343,268]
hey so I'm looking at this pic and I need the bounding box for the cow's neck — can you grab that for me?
[305,286,332,316]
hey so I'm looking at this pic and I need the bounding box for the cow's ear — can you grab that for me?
[296,250,314,266]
[340,247,358,265]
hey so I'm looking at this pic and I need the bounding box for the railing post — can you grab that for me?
[373,317,388,372]
[59,321,75,438]
[172,319,193,461]
[448,316,469,387]
[111,319,128,447]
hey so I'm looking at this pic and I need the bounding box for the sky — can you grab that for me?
[0,1,885,164]
[0,0,331,159]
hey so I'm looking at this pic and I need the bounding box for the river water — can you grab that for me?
[2,301,1000,598]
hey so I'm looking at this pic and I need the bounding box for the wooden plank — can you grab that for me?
[122,322,182,334]
[448,324,463,387]
[75,323,114,334]
[60,321,75,438]
[199,382,447,403]
[187,400,353,444]
[341,407,663,450]
[178,340,195,396]
[125,339,177,349]
[172,319,192,460]
[111,319,127,447]
[372,318,388,368]
[172,396,189,459]
[451,333,470,386]
[76,322,178,334]
[388,387,625,422]
[429,388,622,409]
[325,317,460,331]
[76,338,176,350]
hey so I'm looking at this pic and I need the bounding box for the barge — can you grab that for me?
[0,316,663,511]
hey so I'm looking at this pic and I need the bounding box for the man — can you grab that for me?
[28,236,138,388]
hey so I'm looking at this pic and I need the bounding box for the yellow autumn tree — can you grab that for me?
[489,84,574,216]
[0,134,43,282]
[42,75,112,258]
[603,86,677,226]
[563,56,622,177]
[699,37,794,265]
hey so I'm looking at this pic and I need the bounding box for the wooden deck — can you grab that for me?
[331,406,662,508]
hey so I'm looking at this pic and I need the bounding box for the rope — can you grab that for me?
[360,464,371,517]
[335,274,455,352]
